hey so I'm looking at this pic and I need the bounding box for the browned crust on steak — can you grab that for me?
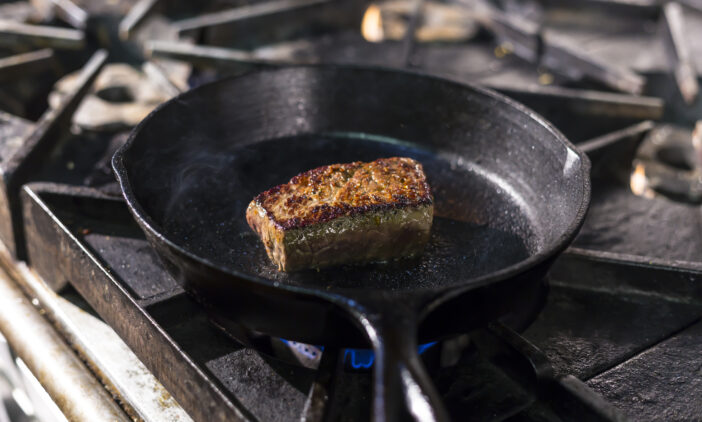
[250,157,433,231]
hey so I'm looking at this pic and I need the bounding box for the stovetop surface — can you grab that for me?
[24,177,702,420]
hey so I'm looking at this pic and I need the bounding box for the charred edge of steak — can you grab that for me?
[246,201,433,271]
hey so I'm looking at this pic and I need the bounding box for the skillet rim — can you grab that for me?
[112,63,591,306]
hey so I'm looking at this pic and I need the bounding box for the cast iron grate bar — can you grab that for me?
[0,49,54,82]
[142,60,184,96]
[21,183,253,422]
[400,0,425,67]
[539,31,645,95]
[579,120,655,154]
[173,0,331,36]
[118,0,160,40]
[51,0,89,30]
[146,40,313,68]
[0,49,107,259]
[489,85,663,120]
[661,1,699,104]
[478,323,630,422]
[299,347,341,422]
[475,1,645,95]
[557,248,702,304]
[0,20,85,50]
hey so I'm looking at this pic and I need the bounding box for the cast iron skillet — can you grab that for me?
[113,65,590,422]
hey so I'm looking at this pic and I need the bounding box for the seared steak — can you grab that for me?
[246,157,433,271]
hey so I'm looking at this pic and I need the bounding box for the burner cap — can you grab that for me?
[631,123,702,203]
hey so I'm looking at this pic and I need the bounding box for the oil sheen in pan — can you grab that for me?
[160,132,534,291]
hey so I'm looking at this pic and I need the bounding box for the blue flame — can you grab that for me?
[344,342,437,369]
[281,339,438,369]
[344,348,375,369]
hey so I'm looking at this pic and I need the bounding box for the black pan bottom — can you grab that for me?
[158,133,534,291]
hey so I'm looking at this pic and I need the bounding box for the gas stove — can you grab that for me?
[1,0,702,421]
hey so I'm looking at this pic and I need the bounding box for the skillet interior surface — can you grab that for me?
[158,133,532,291]
[118,66,588,294]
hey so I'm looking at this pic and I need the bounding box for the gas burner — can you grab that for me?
[48,63,172,132]
[631,122,702,203]
[206,305,454,372]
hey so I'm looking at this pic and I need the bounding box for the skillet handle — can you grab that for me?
[359,307,451,422]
